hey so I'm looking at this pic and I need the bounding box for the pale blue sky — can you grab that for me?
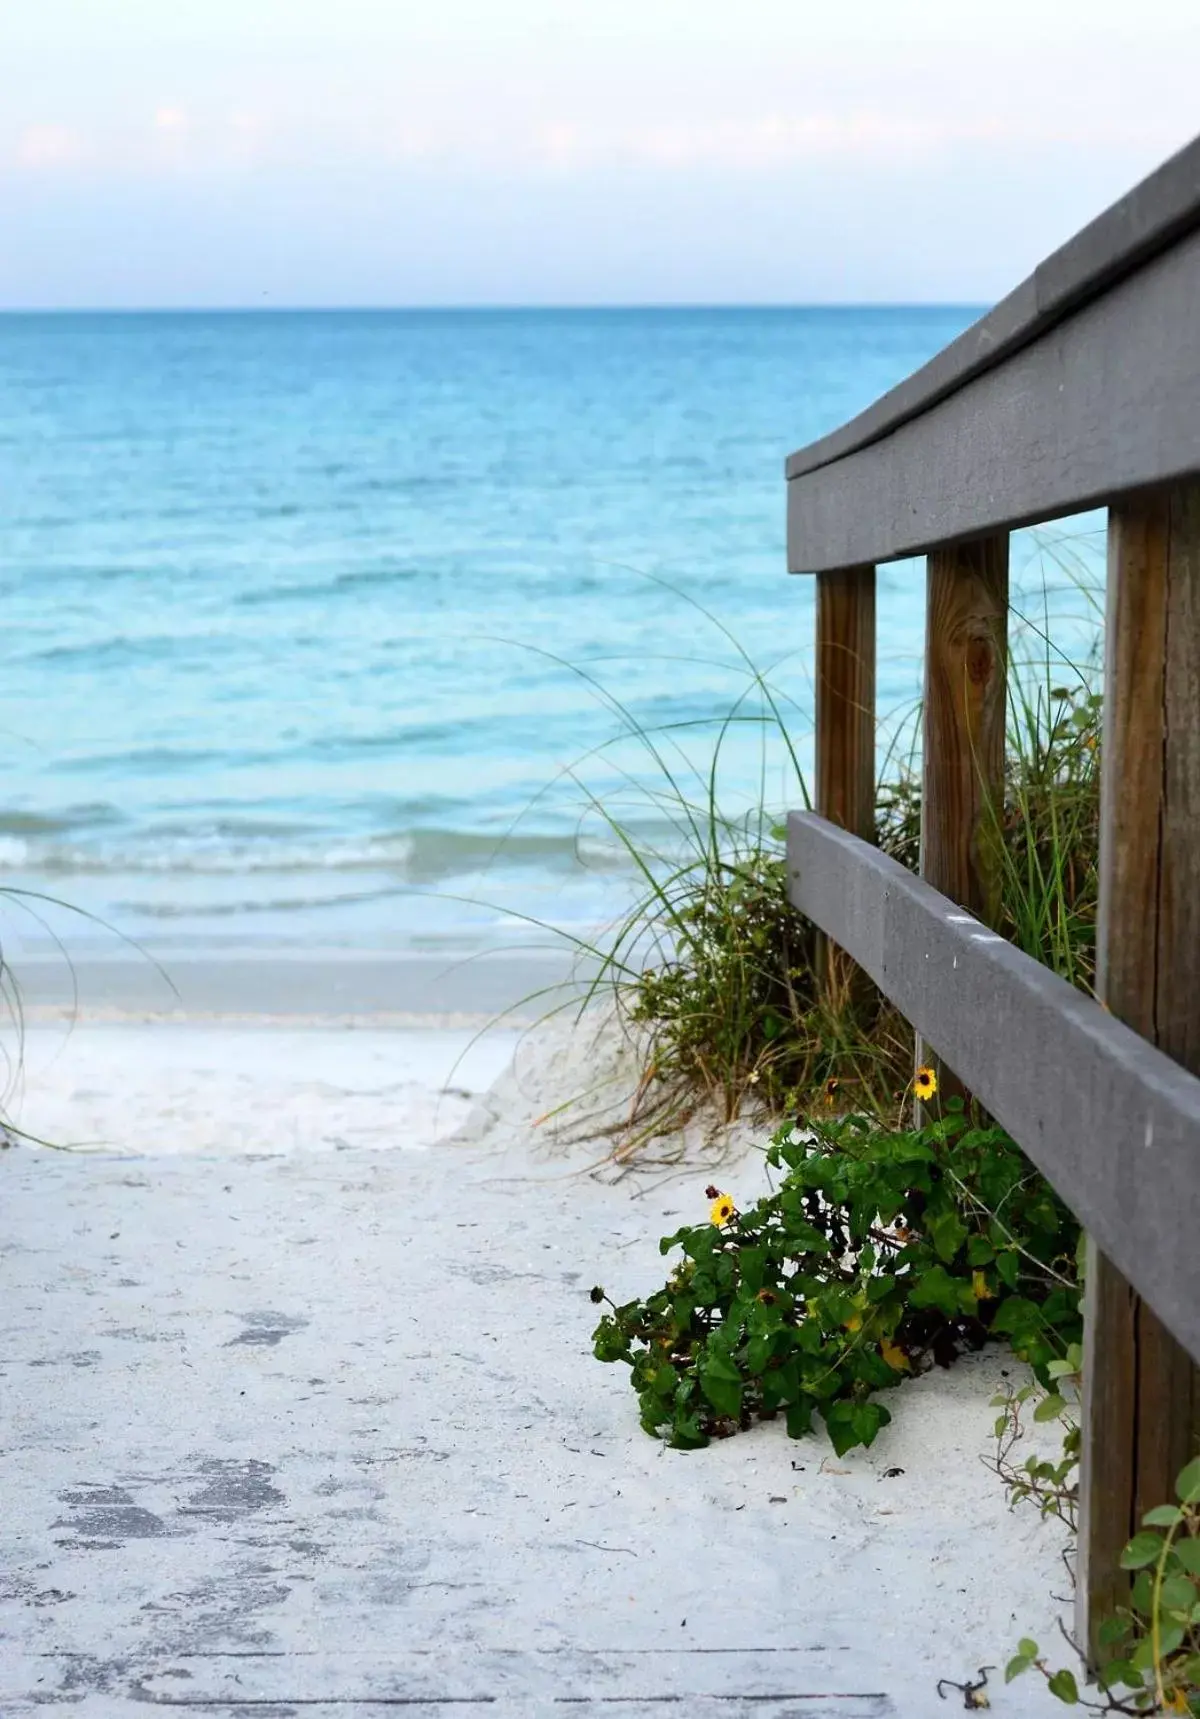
[3,0,1198,308]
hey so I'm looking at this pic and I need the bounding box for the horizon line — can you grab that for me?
[0,299,989,317]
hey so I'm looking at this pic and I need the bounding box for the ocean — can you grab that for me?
[0,309,1103,965]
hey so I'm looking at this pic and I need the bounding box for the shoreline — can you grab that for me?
[9,946,585,1026]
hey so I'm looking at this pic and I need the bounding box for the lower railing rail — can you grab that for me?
[787,809,1200,1365]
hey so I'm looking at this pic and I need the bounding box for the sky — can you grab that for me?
[3,0,1199,309]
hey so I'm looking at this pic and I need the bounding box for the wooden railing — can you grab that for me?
[785,132,1200,1663]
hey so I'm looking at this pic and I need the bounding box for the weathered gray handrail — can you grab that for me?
[786,134,1200,573]
[788,810,1200,1362]
[784,135,1200,1658]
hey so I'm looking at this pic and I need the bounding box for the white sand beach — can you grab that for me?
[0,965,1076,1717]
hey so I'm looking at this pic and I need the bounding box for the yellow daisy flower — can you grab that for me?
[709,1192,736,1227]
[912,1065,938,1102]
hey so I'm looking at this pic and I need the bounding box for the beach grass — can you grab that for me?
[509,553,1104,1152]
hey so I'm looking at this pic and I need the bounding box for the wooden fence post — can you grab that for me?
[919,536,1009,1087]
[814,566,876,1007]
[816,565,876,839]
[1076,483,1200,1665]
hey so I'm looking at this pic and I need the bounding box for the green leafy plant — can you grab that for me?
[988,1345,1082,1536]
[591,1095,1081,1456]
[992,1359,1200,1715]
[1007,1456,1200,1714]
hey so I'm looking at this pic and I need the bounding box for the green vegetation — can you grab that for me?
[592,1096,1082,1456]
[569,660,1101,1154]
[1001,1407,1200,1714]
[570,561,1200,1708]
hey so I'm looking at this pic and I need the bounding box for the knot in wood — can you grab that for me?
[965,637,994,685]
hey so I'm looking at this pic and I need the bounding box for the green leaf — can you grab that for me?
[785,1396,813,1439]
[988,1295,1041,1336]
[1120,1532,1164,1570]
[821,1398,890,1457]
[1173,1538,1200,1575]
[1156,1621,1185,1657]
[698,1353,743,1419]
[745,1333,774,1374]
[907,1264,966,1318]
[1128,1636,1156,1673]
[1176,1456,1200,1504]
[1033,1394,1067,1423]
[1158,1571,1195,1614]
[1047,1667,1078,1703]
[667,1413,708,1450]
[1004,1654,1033,1683]
[995,1248,1020,1289]
[1017,1638,1039,1660]
[1095,1656,1138,1693]
[928,1208,968,1263]
[1142,1504,1184,1528]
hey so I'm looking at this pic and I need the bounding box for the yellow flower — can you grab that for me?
[880,1337,911,1373]
[843,1312,863,1333]
[912,1065,938,1102]
[972,1270,995,1302]
[709,1193,736,1227]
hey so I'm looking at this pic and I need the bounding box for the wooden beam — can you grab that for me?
[813,565,876,1012]
[919,537,1008,1097]
[786,133,1200,486]
[921,537,1008,920]
[785,809,1200,1362]
[815,566,876,840]
[786,225,1200,573]
[1076,484,1200,1665]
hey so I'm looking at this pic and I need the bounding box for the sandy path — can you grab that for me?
[0,1025,1070,1716]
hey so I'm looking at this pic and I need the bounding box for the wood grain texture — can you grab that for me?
[813,566,876,1007]
[786,224,1200,572]
[785,810,1200,1362]
[918,538,1008,1100]
[816,567,876,839]
[921,538,1008,923]
[1077,485,1200,1665]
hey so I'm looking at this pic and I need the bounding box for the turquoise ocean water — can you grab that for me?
[0,309,1103,960]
